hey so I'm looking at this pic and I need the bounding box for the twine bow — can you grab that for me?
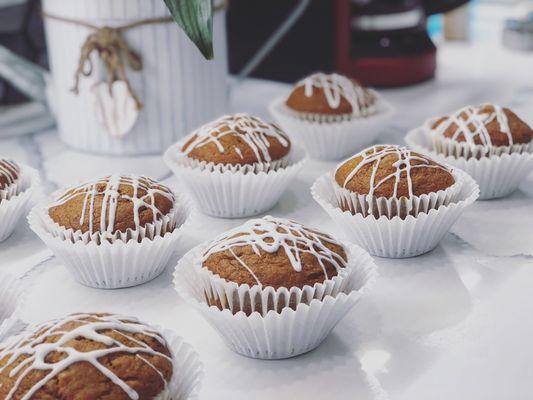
[41,14,176,110]
[72,26,144,109]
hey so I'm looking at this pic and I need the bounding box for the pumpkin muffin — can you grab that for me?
[0,159,20,193]
[182,113,291,166]
[286,72,378,117]
[202,215,348,290]
[335,144,455,200]
[430,104,533,151]
[48,175,175,235]
[0,313,173,400]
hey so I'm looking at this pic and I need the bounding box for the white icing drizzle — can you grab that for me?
[336,145,451,198]
[183,114,289,163]
[432,104,514,147]
[0,159,19,188]
[202,216,347,286]
[49,175,174,234]
[0,313,172,400]
[296,72,376,116]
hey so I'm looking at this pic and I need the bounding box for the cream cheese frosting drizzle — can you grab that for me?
[49,175,174,234]
[183,114,289,163]
[336,145,451,199]
[202,216,347,286]
[0,313,172,400]
[431,104,513,147]
[0,159,19,189]
[296,72,376,116]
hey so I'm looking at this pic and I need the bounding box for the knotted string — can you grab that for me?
[42,14,178,110]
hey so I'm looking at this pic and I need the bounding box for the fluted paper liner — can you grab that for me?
[28,191,193,289]
[0,163,40,242]
[159,329,203,400]
[173,242,377,359]
[0,273,27,341]
[269,95,395,161]
[406,125,533,200]
[164,143,307,218]
[311,170,479,258]
[332,168,464,219]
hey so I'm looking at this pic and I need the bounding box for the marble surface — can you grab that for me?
[1,41,533,400]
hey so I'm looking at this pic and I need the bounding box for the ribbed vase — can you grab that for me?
[43,0,228,155]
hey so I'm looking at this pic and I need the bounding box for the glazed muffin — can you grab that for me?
[182,113,291,166]
[0,159,20,199]
[334,145,456,217]
[202,215,347,291]
[285,72,378,118]
[430,104,533,157]
[0,313,173,400]
[48,175,175,236]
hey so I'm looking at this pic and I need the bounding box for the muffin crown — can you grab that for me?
[335,145,455,199]
[0,159,19,190]
[288,72,376,116]
[431,104,533,147]
[48,175,174,235]
[202,216,347,288]
[182,114,290,165]
[0,313,172,400]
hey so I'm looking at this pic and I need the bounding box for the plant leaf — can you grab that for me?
[164,0,214,60]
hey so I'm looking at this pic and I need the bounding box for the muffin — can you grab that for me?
[28,175,192,289]
[269,72,394,160]
[173,215,377,359]
[286,72,378,118]
[429,104,533,158]
[0,313,201,400]
[333,145,456,218]
[182,114,291,166]
[0,159,19,195]
[406,104,533,199]
[164,114,305,218]
[312,144,479,258]
[48,175,175,237]
[0,158,39,242]
[202,216,347,291]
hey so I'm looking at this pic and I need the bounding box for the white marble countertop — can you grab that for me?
[1,40,533,399]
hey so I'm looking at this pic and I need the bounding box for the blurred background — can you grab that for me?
[1,0,532,104]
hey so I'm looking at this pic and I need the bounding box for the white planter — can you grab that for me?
[42,0,228,155]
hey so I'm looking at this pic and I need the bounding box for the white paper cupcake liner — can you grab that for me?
[159,328,203,400]
[164,144,307,218]
[173,242,377,359]
[332,168,464,219]
[27,191,194,289]
[0,163,40,242]
[0,273,27,342]
[406,126,533,200]
[269,96,395,161]
[311,170,479,258]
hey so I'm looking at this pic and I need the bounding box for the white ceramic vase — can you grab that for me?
[42,0,228,155]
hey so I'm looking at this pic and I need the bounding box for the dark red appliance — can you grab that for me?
[336,0,469,87]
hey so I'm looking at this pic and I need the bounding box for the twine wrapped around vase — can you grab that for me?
[42,0,229,110]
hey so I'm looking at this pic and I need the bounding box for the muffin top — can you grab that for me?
[48,175,174,235]
[286,72,377,116]
[0,159,20,191]
[0,313,173,400]
[431,104,533,147]
[182,114,291,165]
[335,145,455,198]
[202,216,347,289]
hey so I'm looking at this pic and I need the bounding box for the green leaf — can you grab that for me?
[164,0,214,60]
